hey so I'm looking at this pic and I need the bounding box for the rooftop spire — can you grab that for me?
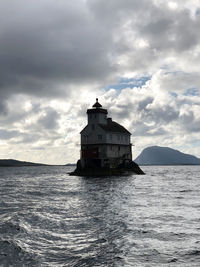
[92,98,102,108]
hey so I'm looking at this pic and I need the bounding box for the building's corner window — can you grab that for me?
[98,134,102,140]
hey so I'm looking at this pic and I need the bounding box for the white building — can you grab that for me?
[80,99,132,169]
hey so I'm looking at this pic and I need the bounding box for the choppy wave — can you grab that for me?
[0,165,200,266]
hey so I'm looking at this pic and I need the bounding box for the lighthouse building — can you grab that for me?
[80,99,132,169]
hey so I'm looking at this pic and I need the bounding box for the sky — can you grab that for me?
[0,0,200,164]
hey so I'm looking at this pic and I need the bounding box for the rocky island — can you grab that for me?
[70,99,144,176]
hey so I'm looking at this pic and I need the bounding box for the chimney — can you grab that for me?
[107,118,112,124]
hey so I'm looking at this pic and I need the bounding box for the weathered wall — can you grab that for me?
[106,144,131,159]
[106,133,130,145]
[81,124,106,144]
[88,112,107,125]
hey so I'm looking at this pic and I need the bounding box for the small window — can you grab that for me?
[98,134,102,140]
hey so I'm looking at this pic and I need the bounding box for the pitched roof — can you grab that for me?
[92,98,102,108]
[99,120,131,135]
[80,125,88,134]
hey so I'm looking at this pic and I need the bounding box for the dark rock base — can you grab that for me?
[69,160,145,177]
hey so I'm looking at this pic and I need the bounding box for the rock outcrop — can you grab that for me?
[70,159,145,176]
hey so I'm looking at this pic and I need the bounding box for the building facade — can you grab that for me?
[80,99,132,169]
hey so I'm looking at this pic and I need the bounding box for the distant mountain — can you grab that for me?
[0,159,46,167]
[134,146,200,165]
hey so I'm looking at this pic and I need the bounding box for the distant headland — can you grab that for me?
[134,146,200,165]
[0,159,47,167]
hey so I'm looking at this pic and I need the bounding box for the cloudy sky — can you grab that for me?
[0,0,200,164]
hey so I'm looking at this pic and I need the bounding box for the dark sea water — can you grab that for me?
[0,166,200,267]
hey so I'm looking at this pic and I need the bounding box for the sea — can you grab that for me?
[0,165,199,267]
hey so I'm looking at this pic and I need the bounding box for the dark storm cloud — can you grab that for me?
[0,101,8,115]
[1,0,200,103]
[109,96,154,121]
[137,97,154,111]
[179,111,200,133]
[87,0,151,23]
[145,104,179,124]
[0,0,115,101]
[139,7,200,52]
[0,99,41,126]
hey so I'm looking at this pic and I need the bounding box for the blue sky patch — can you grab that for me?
[196,9,200,15]
[170,92,178,98]
[184,88,200,96]
[105,76,151,91]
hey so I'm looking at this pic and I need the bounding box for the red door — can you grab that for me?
[82,148,99,158]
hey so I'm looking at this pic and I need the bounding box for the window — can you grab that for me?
[109,134,112,140]
[98,134,102,140]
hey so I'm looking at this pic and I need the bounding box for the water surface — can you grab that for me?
[0,166,200,266]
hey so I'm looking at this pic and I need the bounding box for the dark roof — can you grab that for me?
[87,108,108,114]
[99,120,131,135]
[92,98,102,108]
[80,124,90,134]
